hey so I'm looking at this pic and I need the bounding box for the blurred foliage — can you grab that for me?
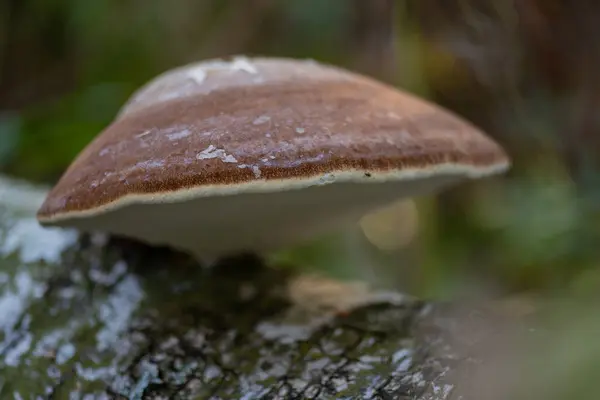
[3,0,600,397]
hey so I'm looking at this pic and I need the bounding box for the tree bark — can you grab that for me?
[0,175,484,399]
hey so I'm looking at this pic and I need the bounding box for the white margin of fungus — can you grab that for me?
[37,161,509,224]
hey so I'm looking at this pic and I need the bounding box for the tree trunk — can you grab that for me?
[0,175,496,399]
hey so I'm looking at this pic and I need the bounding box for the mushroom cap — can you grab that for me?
[36,55,510,260]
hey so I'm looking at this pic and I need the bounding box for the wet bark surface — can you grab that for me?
[0,175,492,399]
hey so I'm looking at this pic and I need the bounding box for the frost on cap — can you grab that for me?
[117,56,356,119]
[35,56,509,258]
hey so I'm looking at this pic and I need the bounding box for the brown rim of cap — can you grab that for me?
[37,56,510,224]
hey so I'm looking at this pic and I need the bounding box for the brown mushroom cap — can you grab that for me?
[36,55,510,260]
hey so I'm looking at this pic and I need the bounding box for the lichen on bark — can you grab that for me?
[0,176,463,399]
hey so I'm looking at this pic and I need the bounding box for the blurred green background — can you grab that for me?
[2,0,600,397]
[3,0,600,297]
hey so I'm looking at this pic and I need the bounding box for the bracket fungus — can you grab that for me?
[36,55,510,262]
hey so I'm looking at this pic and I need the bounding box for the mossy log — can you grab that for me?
[0,175,484,399]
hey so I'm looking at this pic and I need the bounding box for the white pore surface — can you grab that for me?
[39,164,504,261]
